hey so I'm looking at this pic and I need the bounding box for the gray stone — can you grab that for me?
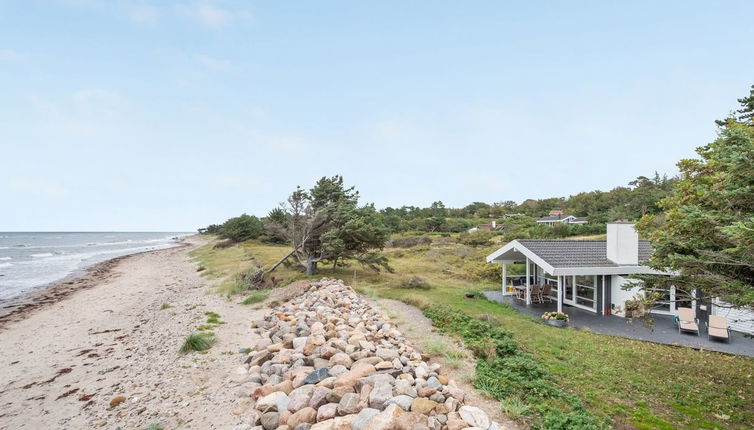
[425,376,441,388]
[303,367,330,385]
[257,391,289,412]
[351,408,380,430]
[337,392,361,415]
[329,365,348,377]
[384,395,413,411]
[459,406,490,429]
[260,412,280,430]
[368,381,393,410]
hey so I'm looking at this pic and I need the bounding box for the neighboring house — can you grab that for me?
[536,210,588,225]
[468,220,502,233]
[485,222,754,334]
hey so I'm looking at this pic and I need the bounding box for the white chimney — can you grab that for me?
[606,223,638,265]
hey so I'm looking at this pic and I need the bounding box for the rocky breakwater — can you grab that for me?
[232,279,499,430]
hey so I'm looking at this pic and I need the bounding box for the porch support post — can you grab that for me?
[502,263,507,294]
[557,275,563,313]
[525,257,531,305]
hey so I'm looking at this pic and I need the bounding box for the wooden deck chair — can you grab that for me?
[706,315,731,342]
[540,284,553,303]
[530,284,542,303]
[677,307,700,336]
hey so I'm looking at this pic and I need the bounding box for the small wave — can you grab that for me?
[0,246,9,249]
[31,253,54,258]
[0,257,11,261]
[0,262,12,268]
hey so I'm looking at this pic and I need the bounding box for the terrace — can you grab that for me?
[483,290,754,357]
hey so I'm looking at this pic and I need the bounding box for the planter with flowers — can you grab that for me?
[541,311,569,327]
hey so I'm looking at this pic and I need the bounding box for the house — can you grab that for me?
[468,220,503,233]
[536,210,588,225]
[485,222,754,334]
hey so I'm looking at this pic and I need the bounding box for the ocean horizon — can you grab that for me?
[0,231,191,301]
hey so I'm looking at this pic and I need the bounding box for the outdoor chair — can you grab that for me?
[530,284,542,303]
[677,307,700,336]
[540,284,552,303]
[706,315,731,342]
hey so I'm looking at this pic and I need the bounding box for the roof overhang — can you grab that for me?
[486,240,556,274]
[486,240,669,276]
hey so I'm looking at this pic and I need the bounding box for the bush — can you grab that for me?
[422,305,607,428]
[388,235,433,248]
[457,230,494,246]
[241,291,268,305]
[396,276,432,290]
[179,332,216,354]
[219,214,265,243]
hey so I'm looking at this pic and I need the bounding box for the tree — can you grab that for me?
[716,84,754,126]
[218,214,265,243]
[636,116,754,308]
[272,176,391,275]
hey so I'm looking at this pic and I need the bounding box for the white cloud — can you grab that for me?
[128,5,158,24]
[195,54,232,70]
[193,4,232,28]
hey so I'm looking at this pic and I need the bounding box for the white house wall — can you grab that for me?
[610,275,642,316]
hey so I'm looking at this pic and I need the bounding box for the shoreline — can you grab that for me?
[0,235,267,428]
[0,241,190,329]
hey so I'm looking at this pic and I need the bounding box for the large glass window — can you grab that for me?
[574,275,596,308]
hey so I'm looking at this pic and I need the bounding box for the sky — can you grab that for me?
[1,1,753,231]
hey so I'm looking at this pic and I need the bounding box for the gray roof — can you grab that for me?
[517,239,652,268]
[537,215,565,222]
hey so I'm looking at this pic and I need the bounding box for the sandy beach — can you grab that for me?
[0,236,271,429]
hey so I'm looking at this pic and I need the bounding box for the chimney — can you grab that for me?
[606,223,639,265]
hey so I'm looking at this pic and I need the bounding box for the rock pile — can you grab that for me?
[232,279,498,430]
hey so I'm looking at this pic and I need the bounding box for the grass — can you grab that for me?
[142,424,164,430]
[241,291,268,305]
[179,332,216,354]
[204,311,223,324]
[160,303,171,310]
[191,236,754,429]
[421,339,449,356]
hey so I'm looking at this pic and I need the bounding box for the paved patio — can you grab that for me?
[483,291,754,357]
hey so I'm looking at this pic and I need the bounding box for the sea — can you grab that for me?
[0,232,190,301]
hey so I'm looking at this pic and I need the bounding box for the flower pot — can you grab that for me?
[545,319,567,328]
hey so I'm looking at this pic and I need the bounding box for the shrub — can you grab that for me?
[457,230,494,246]
[218,214,265,243]
[396,276,432,290]
[388,235,433,248]
[462,259,501,282]
[179,333,216,354]
[241,291,268,305]
[422,305,607,428]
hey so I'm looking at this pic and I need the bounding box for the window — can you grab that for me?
[574,275,596,309]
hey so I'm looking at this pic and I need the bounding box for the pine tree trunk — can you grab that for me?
[306,257,317,276]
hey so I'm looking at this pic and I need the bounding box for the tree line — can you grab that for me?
[200,84,754,309]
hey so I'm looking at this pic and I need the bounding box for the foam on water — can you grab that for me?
[0,232,189,301]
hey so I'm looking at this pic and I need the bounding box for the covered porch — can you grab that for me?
[486,242,609,315]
